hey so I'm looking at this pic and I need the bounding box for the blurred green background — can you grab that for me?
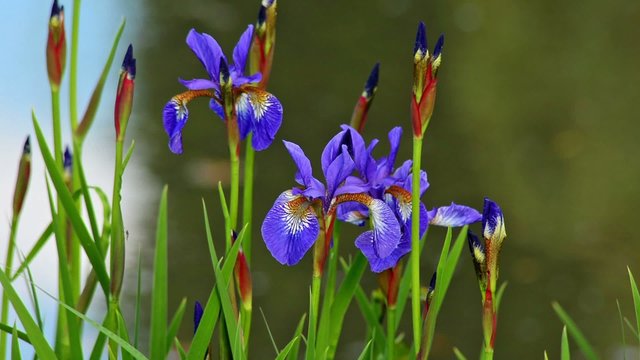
[3,0,640,358]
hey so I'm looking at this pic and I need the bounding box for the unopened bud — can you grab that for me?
[63,146,72,188]
[193,301,203,334]
[12,137,32,216]
[115,44,136,141]
[377,261,401,307]
[250,0,277,88]
[350,62,379,133]
[46,0,66,90]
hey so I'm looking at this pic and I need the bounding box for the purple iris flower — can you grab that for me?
[336,126,481,272]
[162,25,283,154]
[261,130,402,267]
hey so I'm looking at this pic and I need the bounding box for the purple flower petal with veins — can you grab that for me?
[428,203,481,227]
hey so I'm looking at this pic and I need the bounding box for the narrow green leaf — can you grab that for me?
[150,185,169,360]
[32,113,109,295]
[11,325,21,360]
[11,223,53,281]
[122,140,136,171]
[356,339,373,360]
[287,314,307,360]
[327,252,367,358]
[134,250,142,348]
[76,18,126,141]
[495,282,508,312]
[174,338,187,360]
[260,308,279,355]
[22,255,44,330]
[627,267,640,346]
[551,302,598,360]
[117,310,133,360]
[395,230,428,330]
[616,299,626,360]
[453,347,468,360]
[275,335,301,360]
[89,316,108,360]
[166,298,187,356]
[72,143,102,244]
[0,323,29,344]
[561,326,570,360]
[623,317,640,342]
[0,269,54,358]
[544,350,549,360]
[217,182,232,250]
[35,285,148,360]
[317,223,341,356]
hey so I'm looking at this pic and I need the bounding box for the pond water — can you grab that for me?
[3,0,640,358]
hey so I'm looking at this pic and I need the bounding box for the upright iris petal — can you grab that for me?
[261,190,320,266]
[283,140,325,198]
[186,29,224,86]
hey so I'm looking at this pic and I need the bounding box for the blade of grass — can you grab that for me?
[0,269,55,358]
[11,325,21,360]
[32,112,109,295]
[89,316,108,360]
[134,250,142,348]
[150,185,169,360]
[21,254,44,331]
[624,317,640,342]
[259,308,279,355]
[165,298,187,356]
[317,222,341,356]
[327,252,367,359]
[10,223,53,281]
[122,140,136,171]
[35,284,148,360]
[275,335,302,360]
[287,314,307,360]
[174,338,187,360]
[561,326,570,360]
[616,300,626,360]
[356,338,373,360]
[551,302,598,360]
[453,347,468,360]
[495,282,508,311]
[117,310,133,360]
[0,324,29,344]
[627,267,640,347]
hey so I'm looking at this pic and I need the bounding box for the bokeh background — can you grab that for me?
[2,0,640,358]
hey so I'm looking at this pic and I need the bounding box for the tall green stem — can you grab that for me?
[69,0,81,129]
[229,146,240,232]
[387,305,396,360]
[411,136,423,354]
[0,216,20,356]
[242,135,255,263]
[108,140,124,357]
[306,273,322,360]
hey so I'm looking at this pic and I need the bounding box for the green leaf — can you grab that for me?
[317,222,341,356]
[544,350,549,360]
[166,298,187,356]
[72,144,102,244]
[117,310,133,360]
[551,302,598,360]
[0,269,55,358]
[623,317,640,342]
[453,347,468,360]
[11,325,21,360]
[275,335,301,360]
[394,229,428,331]
[36,285,148,360]
[495,282,508,312]
[11,223,53,281]
[356,338,373,360]
[287,314,307,360]
[616,299,627,360]
[150,185,169,360]
[174,338,187,360]
[217,182,232,250]
[259,308,279,355]
[22,255,44,330]
[327,252,367,358]
[0,323,29,344]
[32,112,110,295]
[76,18,126,142]
[122,140,136,171]
[627,267,640,347]
[349,272,386,354]
[134,251,142,348]
[561,326,570,360]
[89,316,108,360]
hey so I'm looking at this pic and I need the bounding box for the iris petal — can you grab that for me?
[232,25,254,75]
[283,140,314,188]
[482,197,506,244]
[186,29,225,83]
[428,202,482,227]
[163,99,189,154]
[321,126,367,177]
[324,145,355,198]
[354,198,401,259]
[178,78,218,91]
[235,88,283,151]
[209,99,225,120]
[261,190,320,266]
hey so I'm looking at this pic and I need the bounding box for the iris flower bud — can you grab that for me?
[12,137,32,216]
[63,146,72,189]
[46,0,66,90]
[114,44,136,141]
[250,0,277,88]
[350,63,380,133]
[377,261,401,307]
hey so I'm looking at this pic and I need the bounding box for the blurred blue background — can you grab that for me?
[2,0,640,358]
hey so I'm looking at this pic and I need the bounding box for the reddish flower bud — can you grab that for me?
[232,231,252,311]
[12,137,32,216]
[249,0,277,89]
[46,0,66,90]
[114,44,136,141]
[377,261,401,307]
[350,63,379,133]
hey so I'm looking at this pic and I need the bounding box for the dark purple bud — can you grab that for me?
[257,5,267,26]
[63,146,72,173]
[219,57,230,85]
[467,230,487,289]
[50,0,63,19]
[122,44,136,79]
[428,271,437,293]
[364,62,379,98]
[432,34,445,59]
[193,301,203,334]
[23,136,31,155]
[414,21,427,56]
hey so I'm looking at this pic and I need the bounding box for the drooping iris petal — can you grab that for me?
[261,190,320,266]
[377,127,403,177]
[354,198,401,259]
[321,125,367,176]
[232,25,254,75]
[179,78,218,91]
[163,99,189,154]
[209,99,225,120]
[428,203,481,227]
[324,145,355,198]
[232,72,262,87]
[359,236,411,273]
[235,88,283,151]
[186,29,225,83]
[336,202,369,226]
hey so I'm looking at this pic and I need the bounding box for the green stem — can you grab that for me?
[411,136,423,353]
[69,0,81,130]
[229,147,240,232]
[484,348,494,360]
[387,305,396,360]
[52,89,63,166]
[0,216,20,356]
[110,140,124,298]
[306,273,322,360]
[242,136,255,263]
